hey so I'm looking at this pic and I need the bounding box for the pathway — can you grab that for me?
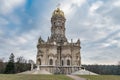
[67,75,86,80]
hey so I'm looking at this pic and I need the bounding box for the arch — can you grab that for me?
[49,59,53,65]
[66,54,72,58]
[67,59,70,66]
[38,58,41,65]
[48,53,54,57]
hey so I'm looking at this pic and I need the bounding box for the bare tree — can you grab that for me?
[28,60,34,64]
[16,56,27,63]
[28,60,34,70]
[15,56,29,73]
[0,59,3,62]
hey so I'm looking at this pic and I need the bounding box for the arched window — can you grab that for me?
[62,60,64,66]
[49,59,53,65]
[38,59,41,65]
[67,59,70,66]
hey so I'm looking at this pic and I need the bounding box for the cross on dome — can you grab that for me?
[57,3,61,8]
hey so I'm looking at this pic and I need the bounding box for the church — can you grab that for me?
[36,7,81,74]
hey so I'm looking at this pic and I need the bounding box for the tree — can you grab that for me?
[117,61,120,75]
[15,56,31,73]
[16,56,27,63]
[0,58,5,73]
[28,60,34,70]
[4,53,15,74]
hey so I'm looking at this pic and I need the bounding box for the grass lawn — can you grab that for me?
[0,74,73,80]
[79,75,120,80]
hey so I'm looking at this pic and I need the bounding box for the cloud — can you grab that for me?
[60,0,86,18]
[0,0,120,64]
[89,1,103,15]
[0,28,39,61]
[65,0,120,64]
[0,0,26,15]
[113,0,120,7]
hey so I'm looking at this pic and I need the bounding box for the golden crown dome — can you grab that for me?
[52,8,64,17]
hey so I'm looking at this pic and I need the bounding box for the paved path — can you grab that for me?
[67,75,86,80]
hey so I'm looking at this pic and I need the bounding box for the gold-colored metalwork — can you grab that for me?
[52,8,64,17]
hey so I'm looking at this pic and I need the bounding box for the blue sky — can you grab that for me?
[0,0,120,65]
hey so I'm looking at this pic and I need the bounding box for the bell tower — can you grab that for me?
[49,8,67,43]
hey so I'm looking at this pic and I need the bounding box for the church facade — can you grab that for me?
[36,8,81,74]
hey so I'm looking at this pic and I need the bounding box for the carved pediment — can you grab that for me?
[48,53,54,57]
[65,54,72,58]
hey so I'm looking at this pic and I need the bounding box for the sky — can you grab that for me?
[0,0,120,65]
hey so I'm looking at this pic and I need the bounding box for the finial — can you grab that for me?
[38,36,44,43]
[57,3,61,8]
[77,39,80,44]
[47,36,50,42]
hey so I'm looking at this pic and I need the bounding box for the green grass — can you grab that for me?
[0,74,73,80]
[79,75,120,80]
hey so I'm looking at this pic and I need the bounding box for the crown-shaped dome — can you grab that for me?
[52,8,64,17]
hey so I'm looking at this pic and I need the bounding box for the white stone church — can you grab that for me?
[36,8,81,74]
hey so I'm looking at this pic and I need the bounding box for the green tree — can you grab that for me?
[4,53,15,74]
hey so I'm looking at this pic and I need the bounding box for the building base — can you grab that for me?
[38,65,82,74]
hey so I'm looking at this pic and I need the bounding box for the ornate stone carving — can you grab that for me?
[36,8,81,74]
